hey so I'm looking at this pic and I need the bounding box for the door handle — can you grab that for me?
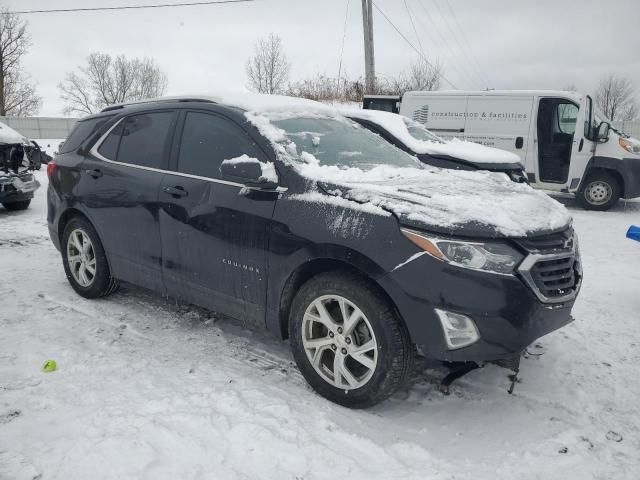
[578,138,584,152]
[85,168,103,179]
[515,136,524,149]
[163,185,188,198]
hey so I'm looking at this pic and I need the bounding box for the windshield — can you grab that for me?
[273,117,422,170]
[403,118,444,144]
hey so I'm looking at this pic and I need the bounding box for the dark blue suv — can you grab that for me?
[47,94,581,407]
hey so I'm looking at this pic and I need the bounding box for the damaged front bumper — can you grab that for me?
[0,172,40,203]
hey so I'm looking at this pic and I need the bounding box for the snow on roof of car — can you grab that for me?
[111,92,338,116]
[0,121,28,145]
[345,109,522,165]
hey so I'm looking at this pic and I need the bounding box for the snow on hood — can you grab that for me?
[297,162,571,238]
[346,109,523,166]
[0,121,28,145]
[239,97,570,237]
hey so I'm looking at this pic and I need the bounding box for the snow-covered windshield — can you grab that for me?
[403,118,444,144]
[272,117,422,171]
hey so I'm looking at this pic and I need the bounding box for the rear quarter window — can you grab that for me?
[59,116,113,154]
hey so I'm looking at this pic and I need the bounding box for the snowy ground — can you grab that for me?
[1,171,639,480]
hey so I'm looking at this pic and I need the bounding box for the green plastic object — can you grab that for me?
[42,360,57,373]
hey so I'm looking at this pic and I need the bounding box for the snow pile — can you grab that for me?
[221,154,278,183]
[347,109,522,165]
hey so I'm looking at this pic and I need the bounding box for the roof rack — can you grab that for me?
[100,97,217,113]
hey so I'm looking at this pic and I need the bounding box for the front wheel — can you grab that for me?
[577,171,621,211]
[2,199,31,211]
[289,272,413,408]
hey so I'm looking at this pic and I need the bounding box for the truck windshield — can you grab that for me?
[273,117,423,170]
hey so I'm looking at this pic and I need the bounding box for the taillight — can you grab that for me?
[47,161,56,179]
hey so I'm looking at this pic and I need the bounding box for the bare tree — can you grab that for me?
[595,74,638,121]
[58,53,168,115]
[246,34,290,94]
[0,8,41,116]
[382,59,442,96]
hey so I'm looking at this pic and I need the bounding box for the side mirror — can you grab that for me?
[597,122,610,142]
[219,157,279,190]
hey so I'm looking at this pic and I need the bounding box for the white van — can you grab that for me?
[365,90,640,210]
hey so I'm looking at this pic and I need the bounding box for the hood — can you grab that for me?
[345,108,523,168]
[0,121,28,146]
[422,139,524,169]
[313,167,571,239]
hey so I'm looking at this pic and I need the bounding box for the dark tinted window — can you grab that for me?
[59,115,113,154]
[117,112,175,169]
[177,112,263,179]
[97,121,123,160]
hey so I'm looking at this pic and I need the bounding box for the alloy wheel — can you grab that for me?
[302,294,378,390]
[67,228,97,287]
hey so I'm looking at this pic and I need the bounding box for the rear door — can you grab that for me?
[82,110,177,291]
[159,109,278,325]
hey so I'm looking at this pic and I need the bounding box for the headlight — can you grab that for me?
[619,137,640,155]
[401,228,524,275]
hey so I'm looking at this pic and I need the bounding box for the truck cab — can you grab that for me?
[366,90,640,210]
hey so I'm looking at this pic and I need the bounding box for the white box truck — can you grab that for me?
[364,90,640,210]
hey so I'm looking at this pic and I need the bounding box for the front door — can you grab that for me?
[159,110,278,324]
[81,110,177,291]
[534,98,579,188]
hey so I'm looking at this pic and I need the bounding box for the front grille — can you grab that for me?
[516,229,581,303]
[530,255,577,299]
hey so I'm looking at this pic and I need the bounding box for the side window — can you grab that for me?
[557,103,578,135]
[60,115,113,154]
[97,121,123,160]
[177,112,263,179]
[117,112,175,169]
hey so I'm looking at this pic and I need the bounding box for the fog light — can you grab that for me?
[435,309,480,350]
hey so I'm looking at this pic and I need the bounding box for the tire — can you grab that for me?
[2,199,31,211]
[577,171,621,211]
[61,216,118,298]
[289,272,413,408]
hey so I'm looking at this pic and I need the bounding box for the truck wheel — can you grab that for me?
[61,217,118,298]
[577,171,621,211]
[2,200,31,211]
[289,272,413,408]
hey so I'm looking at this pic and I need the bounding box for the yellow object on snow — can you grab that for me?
[42,360,57,373]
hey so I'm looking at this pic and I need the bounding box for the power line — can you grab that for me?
[336,0,351,92]
[403,0,471,88]
[413,0,479,88]
[433,0,489,88]
[2,0,254,15]
[403,0,426,60]
[441,0,491,88]
[371,1,457,89]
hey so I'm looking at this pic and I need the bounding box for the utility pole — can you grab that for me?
[361,0,375,94]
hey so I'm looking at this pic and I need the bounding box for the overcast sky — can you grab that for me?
[4,0,640,117]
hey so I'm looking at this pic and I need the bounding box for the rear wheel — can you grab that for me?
[577,171,621,211]
[2,199,31,211]
[289,272,413,408]
[62,217,118,298]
